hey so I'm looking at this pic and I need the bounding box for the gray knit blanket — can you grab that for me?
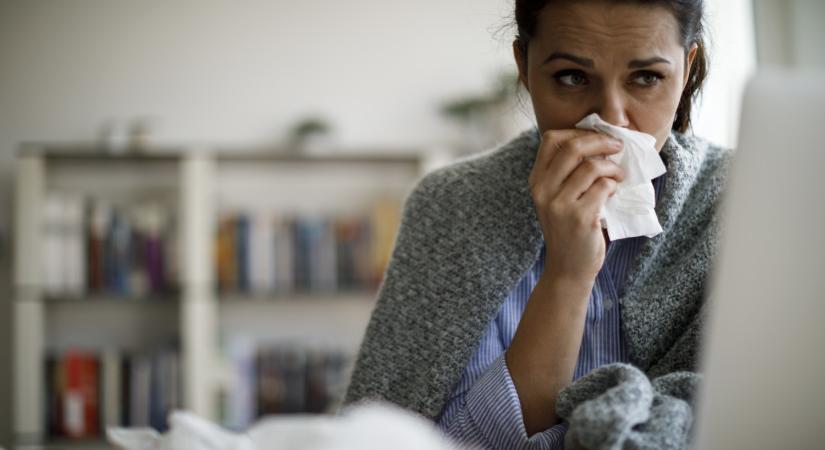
[556,364,701,450]
[344,127,733,450]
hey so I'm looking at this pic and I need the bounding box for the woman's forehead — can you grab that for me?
[533,2,683,56]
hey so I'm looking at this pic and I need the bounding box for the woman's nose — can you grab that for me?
[593,88,630,128]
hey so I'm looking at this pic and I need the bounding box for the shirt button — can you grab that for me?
[603,298,614,310]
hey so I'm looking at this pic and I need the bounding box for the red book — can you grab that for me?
[62,351,99,438]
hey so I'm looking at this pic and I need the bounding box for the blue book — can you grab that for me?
[107,210,132,296]
[148,351,164,430]
[295,219,314,291]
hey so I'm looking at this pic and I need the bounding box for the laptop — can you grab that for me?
[693,68,825,449]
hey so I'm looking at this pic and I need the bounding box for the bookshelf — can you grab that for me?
[12,144,437,448]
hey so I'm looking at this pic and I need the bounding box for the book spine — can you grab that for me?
[250,213,275,294]
[64,196,86,296]
[130,354,151,427]
[61,351,99,438]
[43,195,64,296]
[274,216,295,293]
[236,215,250,293]
[102,348,121,428]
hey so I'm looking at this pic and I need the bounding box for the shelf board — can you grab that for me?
[19,143,424,166]
[218,291,376,348]
[43,299,181,352]
[219,289,378,304]
[44,438,114,450]
[41,293,180,304]
[19,144,183,163]
[215,151,422,165]
[16,437,114,450]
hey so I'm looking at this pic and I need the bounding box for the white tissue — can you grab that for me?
[574,113,667,240]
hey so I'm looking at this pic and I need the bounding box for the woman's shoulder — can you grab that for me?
[669,130,736,178]
[406,128,540,209]
[667,130,737,202]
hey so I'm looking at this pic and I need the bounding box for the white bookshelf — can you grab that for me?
[12,144,439,449]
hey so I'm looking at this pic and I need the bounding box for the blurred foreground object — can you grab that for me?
[108,402,460,450]
[694,68,825,449]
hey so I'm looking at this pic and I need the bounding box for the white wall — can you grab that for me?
[754,0,825,68]
[0,0,765,197]
[692,0,757,150]
[0,0,522,157]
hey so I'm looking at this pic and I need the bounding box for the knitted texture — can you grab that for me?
[344,127,733,445]
[556,364,701,450]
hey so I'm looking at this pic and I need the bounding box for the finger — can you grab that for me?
[534,129,594,174]
[557,158,625,202]
[535,133,623,202]
[578,176,618,218]
[547,133,623,187]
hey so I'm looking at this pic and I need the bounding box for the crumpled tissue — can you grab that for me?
[575,113,667,240]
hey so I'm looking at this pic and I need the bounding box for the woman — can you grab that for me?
[346,0,732,449]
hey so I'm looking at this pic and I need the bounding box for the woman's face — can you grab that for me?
[514,1,698,152]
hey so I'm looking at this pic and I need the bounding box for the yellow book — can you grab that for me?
[370,198,401,286]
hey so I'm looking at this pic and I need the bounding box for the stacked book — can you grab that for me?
[221,342,352,430]
[42,194,178,298]
[45,346,181,438]
[215,199,400,295]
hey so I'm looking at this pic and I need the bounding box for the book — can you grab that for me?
[370,198,401,286]
[61,351,99,438]
[101,347,122,428]
[223,337,256,430]
[273,216,295,293]
[43,194,177,299]
[216,216,237,292]
[235,215,250,292]
[63,195,87,296]
[43,194,65,296]
[250,212,275,294]
[214,201,402,296]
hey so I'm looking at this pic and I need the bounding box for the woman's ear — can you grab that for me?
[513,40,530,93]
[683,43,699,89]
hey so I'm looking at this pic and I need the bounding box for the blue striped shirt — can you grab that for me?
[436,173,667,449]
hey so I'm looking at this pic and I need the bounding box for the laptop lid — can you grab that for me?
[693,68,825,449]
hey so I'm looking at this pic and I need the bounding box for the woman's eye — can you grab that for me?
[554,70,588,87]
[632,71,665,87]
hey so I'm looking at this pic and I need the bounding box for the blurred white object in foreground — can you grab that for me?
[107,402,461,450]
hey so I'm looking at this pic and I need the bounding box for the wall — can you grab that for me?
[754,0,825,68]
[691,0,757,150]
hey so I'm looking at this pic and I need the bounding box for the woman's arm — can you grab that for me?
[505,269,594,436]
[437,312,569,449]
[439,354,569,449]
[512,126,625,435]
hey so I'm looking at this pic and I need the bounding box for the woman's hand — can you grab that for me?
[529,129,625,284]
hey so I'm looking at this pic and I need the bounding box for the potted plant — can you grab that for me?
[288,116,334,155]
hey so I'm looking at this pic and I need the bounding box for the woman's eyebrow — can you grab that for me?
[542,53,672,69]
[628,57,672,68]
[542,52,594,68]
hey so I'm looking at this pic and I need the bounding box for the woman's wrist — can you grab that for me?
[540,265,597,299]
[506,264,595,435]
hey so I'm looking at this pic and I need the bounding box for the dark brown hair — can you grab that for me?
[514,0,708,133]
